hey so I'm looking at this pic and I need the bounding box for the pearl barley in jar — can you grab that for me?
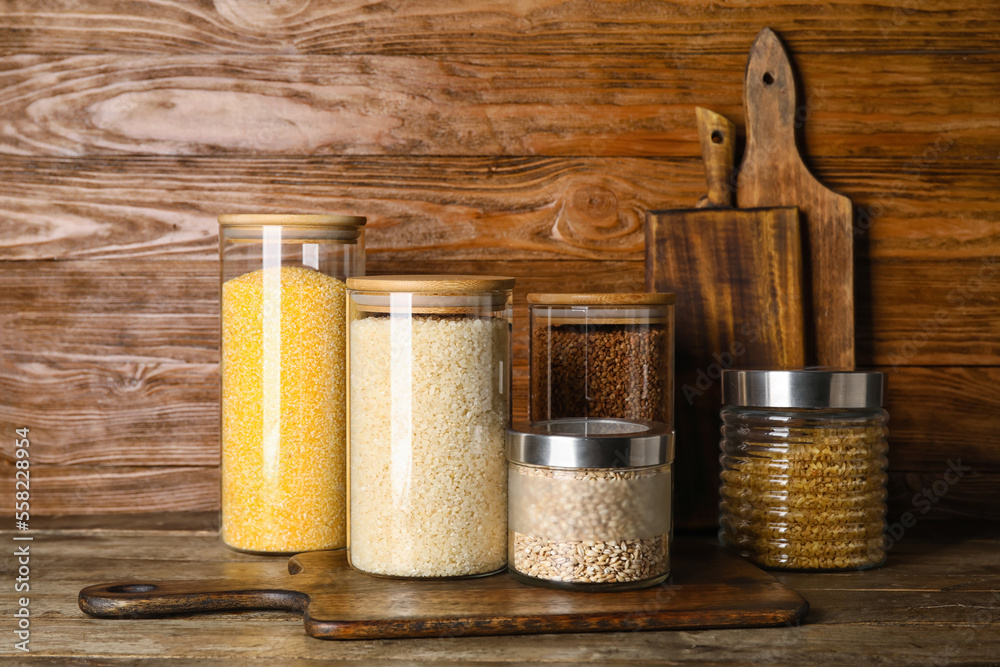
[507,419,674,591]
[347,275,514,578]
[219,214,365,554]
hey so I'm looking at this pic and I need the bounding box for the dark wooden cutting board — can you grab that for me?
[645,28,856,529]
[645,106,805,528]
[736,27,855,370]
[79,539,808,640]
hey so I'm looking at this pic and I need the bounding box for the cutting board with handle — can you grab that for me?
[736,26,855,370]
[645,106,806,528]
[79,539,808,640]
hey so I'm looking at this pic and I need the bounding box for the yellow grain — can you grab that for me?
[221,265,346,553]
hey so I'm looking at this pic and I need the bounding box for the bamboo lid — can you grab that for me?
[347,275,516,293]
[219,214,366,227]
[527,292,676,306]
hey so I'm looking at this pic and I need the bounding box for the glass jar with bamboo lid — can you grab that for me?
[346,275,514,578]
[218,213,365,554]
[528,293,676,427]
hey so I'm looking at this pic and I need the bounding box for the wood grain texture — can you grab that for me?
[27,511,219,535]
[5,362,995,517]
[880,366,1000,472]
[858,258,1000,367]
[6,518,1000,663]
[888,471,1000,521]
[10,621,1000,666]
[0,53,996,158]
[694,107,736,209]
[0,260,218,362]
[646,206,805,527]
[78,541,807,639]
[0,258,645,472]
[1,1,998,520]
[736,28,854,369]
[0,157,673,261]
[1,0,997,55]
[0,360,218,466]
[0,258,994,464]
[0,464,219,513]
[2,156,998,268]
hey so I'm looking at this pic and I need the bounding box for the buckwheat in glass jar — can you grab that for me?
[528,293,675,427]
[507,419,674,591]
[719,370,888,571]
[347,275,514,578]
[219,214,365,554]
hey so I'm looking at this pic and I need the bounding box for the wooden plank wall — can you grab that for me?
[0,1,998,524]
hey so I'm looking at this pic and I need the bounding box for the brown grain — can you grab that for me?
[530,323,669,423]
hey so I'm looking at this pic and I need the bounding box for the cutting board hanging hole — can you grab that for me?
[736,26,855,370]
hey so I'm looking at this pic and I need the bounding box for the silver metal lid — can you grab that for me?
[506,419,675,469]
[721,369,885,409]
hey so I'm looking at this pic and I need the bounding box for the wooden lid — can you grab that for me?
[527,293,676,306]
[347,275,516,292]
[219,214,366,227]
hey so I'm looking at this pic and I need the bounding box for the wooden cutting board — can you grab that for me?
[736,27,855,370]
[79,539,808,640]
[645,106,805,528]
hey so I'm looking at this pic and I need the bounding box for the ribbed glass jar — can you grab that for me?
[719,370,888,571]
[507,419,674,591]
[346,275,514,578]
[219,213,365,554]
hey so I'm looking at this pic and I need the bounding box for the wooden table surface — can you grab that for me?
[3,514,1000,666]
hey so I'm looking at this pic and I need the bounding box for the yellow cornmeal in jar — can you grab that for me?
[221,265,346,553]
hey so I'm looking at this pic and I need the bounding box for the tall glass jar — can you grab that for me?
[528,293,675,426]
[346,275,514,578]
[507,418,674,591]
[219,213,365,554]
[719,369,888,571]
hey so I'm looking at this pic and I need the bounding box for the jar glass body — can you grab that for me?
[219,217,364,554]
[508,460,672,590]
[529,301,674,426]
[718,406,889,571]
[347,283,512,578]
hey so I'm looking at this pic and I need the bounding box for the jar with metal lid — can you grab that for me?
[528,293,675,426]
[346,275,514,578]
[507,418,674,591]
[719,369,888,571]
[219,213,365,554]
